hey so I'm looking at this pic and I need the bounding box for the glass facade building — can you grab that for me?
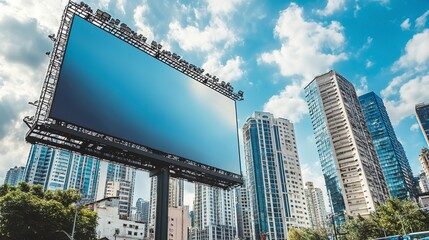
[243,112,308,240]
[24,144,101,202]
[304,71,388,225]
[4,166,25,187]
[359,92,415,200]
[415,103,429,147]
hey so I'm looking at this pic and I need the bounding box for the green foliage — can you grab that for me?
[0,184,97,240]
[341,198,429,240]
[372,198,429,236]
[342,214,378,240]
[288,227,329,240]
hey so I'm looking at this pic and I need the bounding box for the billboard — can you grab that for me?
[48,15,241,176]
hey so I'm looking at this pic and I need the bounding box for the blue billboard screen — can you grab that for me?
[49,15,241,175]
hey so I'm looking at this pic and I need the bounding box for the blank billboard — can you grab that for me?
[49,15,241,175]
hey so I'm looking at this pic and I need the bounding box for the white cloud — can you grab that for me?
[133,2,155,42]
[260,3,347,123]
[202,54,244,83]
[392,29,429,72]
[383,74,429,125]
[258,3,347,81]
[206,0,244,15]
[355,76,368,96]
[400,18,411,30]
[168,17,238,52]
[366,59,374,68]
[116,0,127,15]
[381,73,409,99]
[263,83,308,123]
[316,0,347,16]
[415,10,429,29]
[410,123,419,131]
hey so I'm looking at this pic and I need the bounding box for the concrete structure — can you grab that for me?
[135,198,150,223]
[415,103,429,147]
[89,197,145,239]
[235,180,253,240]
[359,92,415,200]
[420,148,429,185]
[417,193,429,212]
[304,70,389,224]
[4,166,25,186]
[242,112,309,240]
[148,177,184,238]
[168,206,191,240]
[304,182,328,229]
[418,171,429,193]
[192,183,237,240]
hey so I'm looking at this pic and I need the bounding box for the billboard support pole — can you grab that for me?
[153,166,170,240]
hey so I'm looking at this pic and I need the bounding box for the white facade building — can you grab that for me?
[192,183,237,240]
[305,70,389,223]
[304,182,328,229]
[243,112,309,240]
[90,197,145,240]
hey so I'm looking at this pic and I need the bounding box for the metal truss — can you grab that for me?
[25,1,243,189]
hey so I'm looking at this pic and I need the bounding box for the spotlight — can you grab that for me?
[45,52,51,56]
[48,34,56,41]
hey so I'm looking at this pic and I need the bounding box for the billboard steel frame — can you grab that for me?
[25,1,243,189]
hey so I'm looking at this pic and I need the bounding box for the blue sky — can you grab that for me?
[0,0,428,208]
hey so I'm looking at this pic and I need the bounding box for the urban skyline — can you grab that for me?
[1,1,429,235]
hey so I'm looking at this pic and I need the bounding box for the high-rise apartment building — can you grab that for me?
[168,206,191,240]
[97,162,136,218]
[235,180,253,240]
[4,166,25,187]
[242,112,309,240]
[304,182,328,229]
[359,92,415,200]
[304,70,388,224]
[24,144,135,209]
[420,148,429,184]
[148,177,185,239]
[192,183,237,240]
[136,198,150,223]
[415,103,429,147]
[24,144,100,202]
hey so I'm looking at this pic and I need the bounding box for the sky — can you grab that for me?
[0,0,429,210]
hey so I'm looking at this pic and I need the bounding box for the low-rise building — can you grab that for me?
[88,197,145,240]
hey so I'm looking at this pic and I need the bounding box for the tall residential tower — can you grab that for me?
[359,92,415,200]
[415,103,429,147]
[243,112,308,240]
[304,71,388,224]
[304,182,328,229]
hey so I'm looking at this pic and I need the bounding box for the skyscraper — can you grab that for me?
[304,182,328,229]
[415,103,429,147]
[420,148,429,184]
[148,177,185,238]
[359,92,415,200]
[235,180,253,240]
[418,171,429,193]
[192,183,237,240]
[304,70,388,224]
[4,166,25,187]
[242,112,309,240]
[136,198,150,223]
[97,162,136,218]
[24,144,100,202]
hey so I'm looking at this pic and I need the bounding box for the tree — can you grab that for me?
[342,214,378,240]
[288,227,329,240]
[371,198,429,236]
[0,182,97,240]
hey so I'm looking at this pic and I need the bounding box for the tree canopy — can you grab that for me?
[288,227,330,240]
[0,182,97,240]
[341,198,429,240]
